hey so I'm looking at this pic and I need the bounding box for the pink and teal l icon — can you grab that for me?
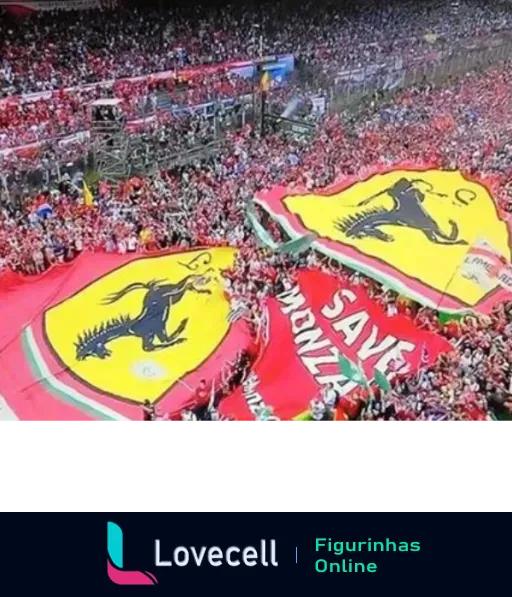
[107,522,158,586]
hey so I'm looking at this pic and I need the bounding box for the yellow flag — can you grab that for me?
[44,248,238,404]
[263,169,511,310]
[83,181,94,207]
[261,71,271,93]
[140,228,151,244]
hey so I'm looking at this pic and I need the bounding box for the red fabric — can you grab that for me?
[220,269,452,420]
[0,250,252,420]
[3,5,35,16]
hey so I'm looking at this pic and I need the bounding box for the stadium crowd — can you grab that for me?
[2,1,512,421]
[2,0,512,96]
[0,71,253,152]
[3,0,512,153]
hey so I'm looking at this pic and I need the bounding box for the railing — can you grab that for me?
[0,153,90,208]
[319,36,512,114]
[129,141,222,177]
[4,34,512,198]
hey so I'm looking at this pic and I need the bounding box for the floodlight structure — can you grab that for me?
[90,99,129,181]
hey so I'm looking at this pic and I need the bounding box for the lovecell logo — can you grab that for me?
[107,522,158,586]
[107,522,278,585]
[154,539,278,567]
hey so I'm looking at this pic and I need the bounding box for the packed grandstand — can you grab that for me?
[1,0,512,421]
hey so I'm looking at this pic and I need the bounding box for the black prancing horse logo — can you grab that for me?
[335,178,473,245]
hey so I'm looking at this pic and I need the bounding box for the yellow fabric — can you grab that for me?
[284,169,511,307]
[83,181,94,207]
[44,248,237,404]
[139,228,152,244]
[261,71,271,93]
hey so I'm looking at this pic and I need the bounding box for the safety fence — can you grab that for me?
[322,34,512,113]
[4,33,512,198]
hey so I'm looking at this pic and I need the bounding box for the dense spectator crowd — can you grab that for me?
[3,0,512,154]
[2,1,512,420]
[3,57,512,420]
[2,0,512,96]
[0,71,253,152]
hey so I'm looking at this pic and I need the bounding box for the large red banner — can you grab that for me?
[220,269,452,420]
[0,249,252,420]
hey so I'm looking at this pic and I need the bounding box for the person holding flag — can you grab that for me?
[337,354,402,419]
[337,355,375,419]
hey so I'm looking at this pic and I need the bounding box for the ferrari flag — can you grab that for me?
[254,166,512,313]
[0,248,252,420]
[219,269,451,421]
[460,238,512,294]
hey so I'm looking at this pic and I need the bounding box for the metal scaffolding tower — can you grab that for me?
[90,99,130,181]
